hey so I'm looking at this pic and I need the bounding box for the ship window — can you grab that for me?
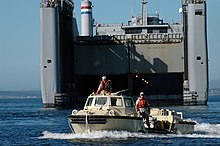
[124,98,134,107]
[159,29,168,33]
[125,28,142,34]
[111,97,123,107]
[86,97,93,106]
[197,56,201,60]
[147,29,153,33]
[195,11,203,15]
[116,99,122,106]
[47,60,52,63]
[95,97,107,106]
[147,28,168,33]
[195,9,203,15]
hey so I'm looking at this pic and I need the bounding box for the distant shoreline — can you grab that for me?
[0,90,219,98]
[0,91,41,99]
[209,88,220,96]
[0,96,41,99]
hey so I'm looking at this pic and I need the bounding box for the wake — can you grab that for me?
[39,122,220,140]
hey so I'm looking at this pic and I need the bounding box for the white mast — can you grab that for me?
[142,0,148,25]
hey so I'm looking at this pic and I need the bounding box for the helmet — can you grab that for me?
[102,76,106,80]
[140,92,144,95]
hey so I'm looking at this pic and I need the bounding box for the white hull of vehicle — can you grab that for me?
[68,115,145,134]
[174,122,195,134]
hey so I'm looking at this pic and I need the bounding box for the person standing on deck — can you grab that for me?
[135,92,151,128]
[96,76,112,94]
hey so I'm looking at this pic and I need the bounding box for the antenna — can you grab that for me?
[131,0,133,17]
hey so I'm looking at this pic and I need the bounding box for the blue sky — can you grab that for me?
[0,0,219,91]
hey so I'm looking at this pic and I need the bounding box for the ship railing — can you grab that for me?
[138,33,182,43]
[41,0,58,8]
[110,33,183,44]
[182,0,206,4]
[40,0,74,9]
[76,33,183,44]
[76,35,115,45]
[112,35,127,43]
[130,33,183,44]
[97,23,127,27]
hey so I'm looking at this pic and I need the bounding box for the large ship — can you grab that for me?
[40,0,208,107]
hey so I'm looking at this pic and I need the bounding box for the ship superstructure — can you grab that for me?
[40,0,208,107]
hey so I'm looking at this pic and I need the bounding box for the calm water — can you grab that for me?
[0,94,220,145]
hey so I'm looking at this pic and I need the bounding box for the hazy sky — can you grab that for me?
[0,0,219,91]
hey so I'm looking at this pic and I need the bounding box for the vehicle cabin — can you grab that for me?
[83,94,137,116]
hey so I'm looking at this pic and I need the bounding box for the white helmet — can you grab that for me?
[102,76,106,80]
[140,92,144,95]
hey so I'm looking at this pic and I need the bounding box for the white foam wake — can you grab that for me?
[39,123,220,140]
[39,131,150,140]
[195,122,220,135]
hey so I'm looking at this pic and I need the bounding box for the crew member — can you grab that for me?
[135,92,150,128]
[96,76,112,94]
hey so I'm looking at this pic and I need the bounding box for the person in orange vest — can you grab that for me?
[135,92,150,128]
[96,76,112,94]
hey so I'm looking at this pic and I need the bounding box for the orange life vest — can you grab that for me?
[137,97,148,109]
[104,80,112,92]
[97,80,112,93]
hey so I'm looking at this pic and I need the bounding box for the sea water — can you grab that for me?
[0,93,220,145]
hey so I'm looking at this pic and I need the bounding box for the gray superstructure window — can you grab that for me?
[159,29,168,33]
[125,28,142,34]
[147,29,153,33]
[195,9,203,15]
[147,28,167,33]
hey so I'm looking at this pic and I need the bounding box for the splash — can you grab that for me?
[195,123,220,135]
[39,123,220,140]
[39,130,164,140]
[40,131,148,140]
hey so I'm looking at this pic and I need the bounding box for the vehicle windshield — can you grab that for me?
[124,98,134,107]
[111,97,123,107]
[95,97,107,106]
[86,97,94,106]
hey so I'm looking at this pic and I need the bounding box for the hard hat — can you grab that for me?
[140,92,144,95]
[102,76,106,80]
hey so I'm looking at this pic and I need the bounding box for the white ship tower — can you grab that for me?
[81,0,93,36]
